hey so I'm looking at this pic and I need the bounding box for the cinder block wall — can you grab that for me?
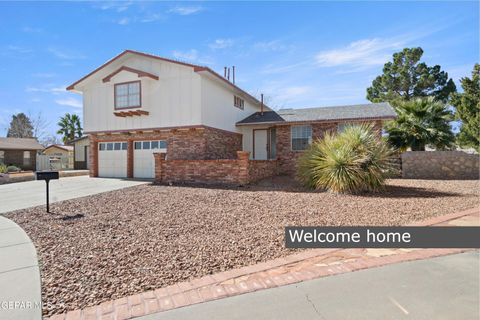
[401,151,479,179]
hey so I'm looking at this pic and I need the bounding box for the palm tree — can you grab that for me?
[57,113,83,143]
[386,97,454,151]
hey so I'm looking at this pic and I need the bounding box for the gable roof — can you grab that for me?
[44,144,74,152]
[0,137,44,150]
[237,102,396,125]
[67,50,263,106]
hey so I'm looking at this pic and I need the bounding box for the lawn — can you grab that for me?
[6,178,479,317]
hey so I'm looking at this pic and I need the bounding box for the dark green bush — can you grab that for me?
[6,165,21,173]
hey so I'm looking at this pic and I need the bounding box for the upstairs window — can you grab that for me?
[291,125,312,151]
[115,81,141,109]
[234,95,244,110]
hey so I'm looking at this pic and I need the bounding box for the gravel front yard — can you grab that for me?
[6,178,479,316]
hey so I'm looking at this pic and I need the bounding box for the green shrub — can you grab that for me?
[297,124,394,193]
[6,165,21,173]
[0,163,7,174]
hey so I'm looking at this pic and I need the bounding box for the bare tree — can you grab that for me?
[29,111,50,141]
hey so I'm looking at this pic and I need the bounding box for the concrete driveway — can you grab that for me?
[0,176,149,214]
[140,251,479,320]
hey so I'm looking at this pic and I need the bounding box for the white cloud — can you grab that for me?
[55,97,82,109]
[5,45,32,54]
[22,26,43,33]
[95,1,133,12]
[209,38,234,50]
[25,85,66,94]
[168,6,203,16]
[172,49,199,61]
[253,40,289,52]
[32,73,56,78]
[140,13,165,23]
[117,17,130,25]
[315,38,404,69]
[48,47,86,60]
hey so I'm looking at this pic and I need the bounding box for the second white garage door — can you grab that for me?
[98,142,127,178]
[133,140,167,178]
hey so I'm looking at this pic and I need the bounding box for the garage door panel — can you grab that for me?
[133,140,166,179]
[98,142,127,178]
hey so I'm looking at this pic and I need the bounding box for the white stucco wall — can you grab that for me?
[200,74,262,133]
[79,55,202,133]
[74,52,266,136]
[74,138,90,162]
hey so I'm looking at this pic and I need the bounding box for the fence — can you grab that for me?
[401,151,479,179]
[36,154,74,171]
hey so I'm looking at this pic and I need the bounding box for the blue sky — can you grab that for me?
[0,1,478,139]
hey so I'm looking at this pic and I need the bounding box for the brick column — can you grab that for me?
[127,140,134,178]
[153,152,166,183]
[89,136,98,177]
[236,151,250,185]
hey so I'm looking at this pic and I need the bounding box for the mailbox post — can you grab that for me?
[36,171,59,213]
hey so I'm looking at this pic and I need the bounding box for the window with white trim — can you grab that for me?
[23,151,31,166]
[115,81,141,109]
[291,125,312,151]
[0,150,4,164]
[134,140,167,150]
[234,95,244,110]
[98,142,127,151]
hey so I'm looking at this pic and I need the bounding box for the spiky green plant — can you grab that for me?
[297,124,394,193]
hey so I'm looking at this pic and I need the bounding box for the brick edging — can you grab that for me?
[48,207,480,320]
[408,207,479,226]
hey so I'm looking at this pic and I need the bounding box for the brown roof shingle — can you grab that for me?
[0,137,44,150]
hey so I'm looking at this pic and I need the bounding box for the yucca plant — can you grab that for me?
[297,124,394,193]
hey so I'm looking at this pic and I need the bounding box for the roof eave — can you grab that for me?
[236,115,396,126]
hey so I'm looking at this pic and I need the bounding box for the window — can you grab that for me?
[115,81,141,109]
[337,122,352,133]
[106,143,113,151]
[121,142,128,150]
[0,150,4,164]
[134,140,167,150]
[291,125,312,151]
[114,142,121,150]
[234,95,244,110]
[99,143,106,151]
[23,151,31,167]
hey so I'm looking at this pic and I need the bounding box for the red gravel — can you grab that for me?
[5,178,479,316]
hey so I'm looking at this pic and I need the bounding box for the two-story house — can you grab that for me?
[67,50,396,183]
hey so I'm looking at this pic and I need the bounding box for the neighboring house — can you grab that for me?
[68,136,90,169]
[0,137,43,171]
[67,50,396,182]
[43,145,74,169]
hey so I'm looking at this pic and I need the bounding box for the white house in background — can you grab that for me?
[67,50,396,180]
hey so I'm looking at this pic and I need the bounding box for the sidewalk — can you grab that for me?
[139,251,480,320]
[50,207,479,320]
[0,216,42,320]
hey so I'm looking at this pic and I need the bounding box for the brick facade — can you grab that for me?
[276,120,382,175]
[1,149,37,171]
[88,126,242,178]
[154,151,278,185]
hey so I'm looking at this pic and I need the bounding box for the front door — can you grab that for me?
[253,129,268,160]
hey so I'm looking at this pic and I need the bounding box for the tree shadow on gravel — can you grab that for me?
[358,185,462,199]
[152,177,464,198]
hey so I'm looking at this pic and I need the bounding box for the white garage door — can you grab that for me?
[98,142,127,178]
[133,140,167,178]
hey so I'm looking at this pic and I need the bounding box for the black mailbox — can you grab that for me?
[36,171,59,181]
[36,171,59,213]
